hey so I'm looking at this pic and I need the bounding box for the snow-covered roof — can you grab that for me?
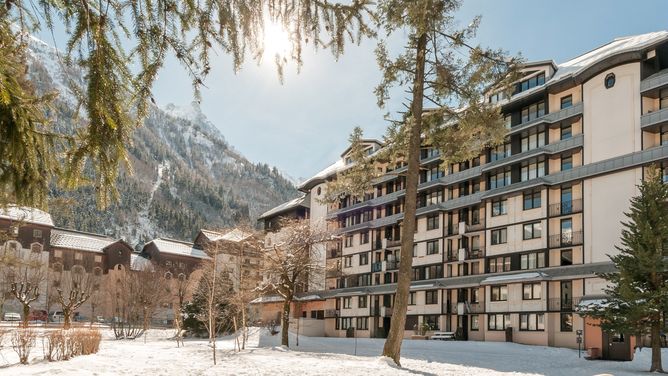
[150,238,211,260]
[576,295,610,312]
[258,195,310,220]
[481,272,547,285]
[296,294,324,302]
[0,206,54,227]
[250,295,284,304]
[50,229,114,253]
[298,159,346,191]
[200,228,255,243]
[130,253,154,271]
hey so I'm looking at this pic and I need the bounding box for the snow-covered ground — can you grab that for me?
[0,327,661,375]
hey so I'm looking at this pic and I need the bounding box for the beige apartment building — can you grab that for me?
[269,31,668,350]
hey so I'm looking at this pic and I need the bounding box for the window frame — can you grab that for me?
[522,282,542,300]
[490,285,508,302]
[523,222,542,240]
[491,228,508,245]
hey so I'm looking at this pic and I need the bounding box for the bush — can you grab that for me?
[11,329,36,365]
[43,328,102,362]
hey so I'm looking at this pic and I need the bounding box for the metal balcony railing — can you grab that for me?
[371,261,383,273]
[386,260,399,271]
[465,221,485,232]
[548,199,583,217]
[386,239,401,248]
[549,231,583,248]
[547,297,582,312]
[466,247,485,260]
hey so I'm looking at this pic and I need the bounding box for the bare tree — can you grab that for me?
[169,273,195,347]
[135,267,171,343]
[260,218,332,347]
[9,252,46,328]
[52,265,95,329]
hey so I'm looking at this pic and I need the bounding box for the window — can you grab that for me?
[33,229,42,239]
[343,297,352,309]
[426,215,439,231]
[94,255,102,263]
[423,315,439,330]
[490,285,508,301]
[520,252,546,270]
[489,168,511,189]
[561,123,572,140]
[356,317,368,330]
[358,296,367,308]
[560,95,573,109]
[523,222,542,240]
[561,155,573,171]
[561,249,573,266]
[488,91,504,104]
[491,199,507,216]
[521,101,546,123]
[74,252,82,260]
[359,252,369,265]
[488,314,510,330]
[604,73,615,89]
[413,244,417,257]
[520,313,545,331]
[520,127,546,152]
[560,313,573,331]
[523,283,542,300]
[489,256,511,273]
[344,256,352,268]
[491,228,507,245]
[425,290,438,305]
[490,142,511,162]
[360,231,369,244]
[30,243,42,253]
[661,89,668,110]
[408,292,416,305]
[514,73,546,94]
[521,157,546,182]
[344,236,353,248]
[523,190,541,210]
[471,315,479,331]
[426,240,439,255]
[341,317,353,329]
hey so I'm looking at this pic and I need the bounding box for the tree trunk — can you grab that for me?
[650,320,664,372]
[21,303,30,328]
[382,31,428,367]
[63,306,71,330]
[281,299,291,347]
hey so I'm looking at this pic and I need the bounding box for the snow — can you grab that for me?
[149,238,211,260]
[2,327,663,375]
[0,206,54,227]
[481,272,546,284]
[258,195,309,220]
[50,229,115,253]
[298,159,346,190]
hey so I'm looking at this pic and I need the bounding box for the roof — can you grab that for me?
[258,195,310,221]
[481,272,548,285]
[50,229,115,253]
[298,159,346,191]
[0,206,54,227]
[130,253,153,271]
[149,238,211,260]
[339,139,383,158]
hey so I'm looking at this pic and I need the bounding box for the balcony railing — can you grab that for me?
[547,297,582,312]
[548,199,583,217]
[386,239,401,248]
[466,247,485,260]
[327,248,342,259]
[326,269,341,278]
[386,260,400,271]
[549,231,583,248]
[373,239,383,251]
[324,309,340,318]
[371,261,383,273]
[465,221,485,232]
[371,306,380,317]
[442,302,458,314]
[466,302,485,314]
[446,252,458,262]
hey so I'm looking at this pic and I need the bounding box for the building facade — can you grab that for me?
[270,31,668,350]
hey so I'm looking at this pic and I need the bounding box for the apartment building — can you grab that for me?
[281,31,668,351]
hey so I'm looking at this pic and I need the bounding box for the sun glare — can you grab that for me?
[263,20,292,62]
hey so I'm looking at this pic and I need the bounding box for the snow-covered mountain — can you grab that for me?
[26,36,298,247]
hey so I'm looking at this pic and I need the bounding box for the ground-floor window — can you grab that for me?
[519,313,545,331]
[488,314,510,331]
[405,315,419,330]
[341,317,353,330]
[356,317,368,330]
[560,313,573,332]
[471,315,479,331]
[423,315,440,330]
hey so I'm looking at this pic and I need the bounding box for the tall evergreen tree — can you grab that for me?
[586,166,668,373]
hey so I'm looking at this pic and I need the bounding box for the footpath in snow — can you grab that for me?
[0,327,661,375]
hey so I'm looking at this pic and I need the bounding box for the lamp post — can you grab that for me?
[576,329,583,358]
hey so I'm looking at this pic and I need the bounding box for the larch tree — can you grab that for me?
[585,166,668,373]
[0,0,375,210]
[328,0,521,366]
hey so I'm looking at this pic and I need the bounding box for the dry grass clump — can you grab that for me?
[43,328,102,362]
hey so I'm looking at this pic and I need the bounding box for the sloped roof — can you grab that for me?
[297,159,346,191]
[50,229,114,253]
[258,195,310,220]
[199,228,254,243]
[150,238,211,260]
[0,206,54,227]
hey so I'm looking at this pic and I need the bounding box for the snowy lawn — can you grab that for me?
[0,327,662,375]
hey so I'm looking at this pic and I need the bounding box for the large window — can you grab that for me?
[344,236,353,248]
[471,315,479,331]
[490,168,512,189]
[358,296,367,308]
[425,290,438,305]
[522,283,542,300]
[491,142,511,162]
[515,73,546,94]
[357,317,368,330]
[560,95,573,109]
[488,314,511,330]
[520,313,545,331]
[491,199,508,216]
[360,231,369,244]
[491,228,507,245]
[520,127,546,152]
[523,222,542,240]
[489,256,511,273]
[423,315,440,330]
[344,256,352,268]
[408,292,416,305]
[661,88,668,109]
[359,252,369,266]
[427,215,439,231]
[561,123,572,140]
[491,285,508,301]
[520,251,546,270]
[426,240,439,255]
[560,249,573,266]
[521,157,546,182]
[561,155,573,171]
[560,313,573,331]
[343,297,352,309]
[523,190,541,210]
[521,101,546,123]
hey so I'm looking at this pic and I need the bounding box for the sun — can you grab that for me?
[262,19,292,61]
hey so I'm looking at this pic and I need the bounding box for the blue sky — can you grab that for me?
[40,0,668,182]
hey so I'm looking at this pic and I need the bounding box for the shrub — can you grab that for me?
[43,328,102,362]
[11,329,36,365]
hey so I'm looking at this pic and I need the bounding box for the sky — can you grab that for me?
[39,0,668,183]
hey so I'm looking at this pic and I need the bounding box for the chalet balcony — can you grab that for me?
[371,261,383,273]
[547,297,582,312]
[549,231,583,248]
[324,309,340,318]
[548,199,583,217]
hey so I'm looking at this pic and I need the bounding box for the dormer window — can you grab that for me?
[514,72,546,95]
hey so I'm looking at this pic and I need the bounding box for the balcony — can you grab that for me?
[373,239,383,251]
[465,221,485,232]
[549,231,583,248]
[381,306,393,317]
[641,107,668,132]
[466,247,485,260]
[509,102,583,136]
[326,269,341,278]
[327,248,342,259]
[371,306,380,316]
[549,199,583,217]
[442,302,457,314]
[371,261,383,273]
[547,297,582,312]
[386,239,401,248]
[465,302,485,314]
[386,260,400,271]
[641,69,668,94]
[324,309,340,318]
[446,252,458,262]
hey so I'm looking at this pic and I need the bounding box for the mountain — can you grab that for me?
[25,36,299,247]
